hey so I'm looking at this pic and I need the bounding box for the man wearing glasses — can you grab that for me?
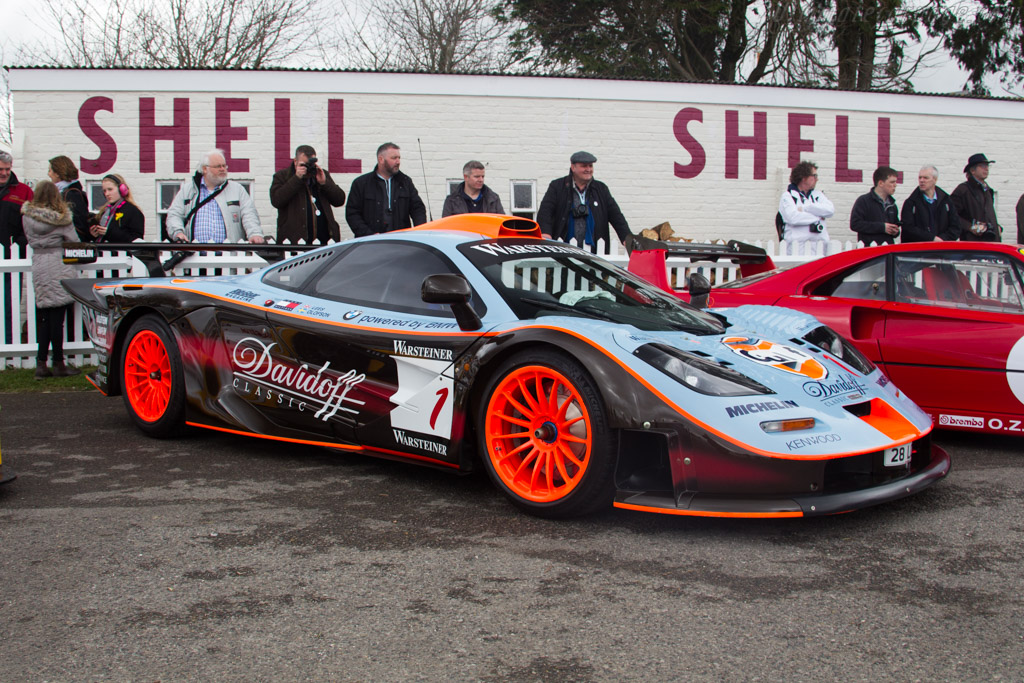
[778,160,835,251]
[166,149,265,243]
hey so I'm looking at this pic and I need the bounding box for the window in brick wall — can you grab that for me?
[447,178,461,197]
[509,180,536,220]
[85,180,106,211]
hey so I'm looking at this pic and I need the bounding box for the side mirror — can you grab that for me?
[421,274,482,331]
[688,272,711,309]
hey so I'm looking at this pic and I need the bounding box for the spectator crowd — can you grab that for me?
[4,146,1021,258]
[2,142,1023,377]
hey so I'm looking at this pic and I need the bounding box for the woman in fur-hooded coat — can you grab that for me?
[21,181,81,377]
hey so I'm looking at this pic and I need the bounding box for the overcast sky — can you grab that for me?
[0,0,990,95]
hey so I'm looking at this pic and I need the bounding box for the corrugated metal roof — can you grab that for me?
[3,64,1019,101]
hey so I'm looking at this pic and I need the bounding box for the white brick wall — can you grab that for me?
[9,68,1024,243]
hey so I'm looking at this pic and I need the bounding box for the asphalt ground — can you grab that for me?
[1,392,1022,681]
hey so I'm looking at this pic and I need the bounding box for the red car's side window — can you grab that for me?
[813,256,887,300]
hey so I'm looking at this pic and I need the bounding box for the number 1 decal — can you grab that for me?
[430,387,449,430]
[390,356,455,440]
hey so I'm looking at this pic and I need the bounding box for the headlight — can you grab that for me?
[802,326,875,375]
[634,343,773,396]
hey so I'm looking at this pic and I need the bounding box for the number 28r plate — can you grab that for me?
[884,444,911,467]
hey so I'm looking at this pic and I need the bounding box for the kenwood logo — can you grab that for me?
[938,414,985,429]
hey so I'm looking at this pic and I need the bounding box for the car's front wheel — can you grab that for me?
[479,350,617,518]
[120,316,186,438]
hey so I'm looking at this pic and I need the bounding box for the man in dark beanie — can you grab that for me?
[951,153,1002,241]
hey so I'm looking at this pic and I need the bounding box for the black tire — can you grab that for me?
[478,349,617,518]
[120,316,186,438]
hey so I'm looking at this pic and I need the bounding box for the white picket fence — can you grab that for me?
[0,238,864,368]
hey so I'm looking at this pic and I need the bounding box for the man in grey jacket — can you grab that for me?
[165,149,265,243]
[441,160,505,217]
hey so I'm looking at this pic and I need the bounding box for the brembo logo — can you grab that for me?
[937,414,985,429]
[232,336,365,421]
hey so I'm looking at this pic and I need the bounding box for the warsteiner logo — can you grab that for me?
[392,429,448,456]
[722,336,828,380]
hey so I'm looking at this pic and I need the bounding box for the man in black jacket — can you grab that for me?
[537,151,630,252]
[850,166,901,246]
[270,145,346,243]
[901,165,960,243]
[441,160,504,216]
[951,153,1001,242]
[345,143,427,237]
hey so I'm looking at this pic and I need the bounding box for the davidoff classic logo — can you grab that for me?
[232,336,365,421]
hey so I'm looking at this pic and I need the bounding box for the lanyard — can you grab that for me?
[102,200,126,228]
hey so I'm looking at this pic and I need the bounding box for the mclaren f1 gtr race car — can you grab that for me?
[64,215,949,518]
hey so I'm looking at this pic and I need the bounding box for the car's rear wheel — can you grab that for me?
[121,316,185,438]
[479,350,616,518]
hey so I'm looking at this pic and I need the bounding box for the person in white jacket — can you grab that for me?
[165,149,264,243]
[778,161,835,250]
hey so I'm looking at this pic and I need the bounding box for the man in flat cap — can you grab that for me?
[951,153,1002,241]
[537,151,630,252]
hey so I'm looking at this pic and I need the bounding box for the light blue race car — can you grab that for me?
[64,214,950,518]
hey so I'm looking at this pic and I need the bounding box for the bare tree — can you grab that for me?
[327,0,522,72]
[25,0,324,68]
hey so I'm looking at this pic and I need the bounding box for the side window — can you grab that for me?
[895,252,1024,311]
[262,246,346,292]
[813,256,886,300]
[310,241,484,317]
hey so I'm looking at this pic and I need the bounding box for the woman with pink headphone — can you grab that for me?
[88,174,145,242]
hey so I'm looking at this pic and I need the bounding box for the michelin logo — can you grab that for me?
[726,399,798,418]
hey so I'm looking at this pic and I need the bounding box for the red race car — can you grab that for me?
[628,237,1024,437]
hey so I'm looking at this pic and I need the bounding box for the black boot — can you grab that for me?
[52,359,81,377]
[35,361,52,380]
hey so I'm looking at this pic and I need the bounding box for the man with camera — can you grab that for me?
[778,160,835,250]
[270,145,347,243]
[850,166,901,246]
[537,151,630,252]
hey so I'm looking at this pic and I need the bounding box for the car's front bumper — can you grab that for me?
[613,428,951,518]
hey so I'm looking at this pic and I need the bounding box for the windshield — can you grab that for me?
[460,240,726,334]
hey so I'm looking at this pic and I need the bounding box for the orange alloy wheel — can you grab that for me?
[485,365,593,503]
[124,330,173,422]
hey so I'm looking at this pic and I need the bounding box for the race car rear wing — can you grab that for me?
[62,241,320,278]
[624,234,775,294]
